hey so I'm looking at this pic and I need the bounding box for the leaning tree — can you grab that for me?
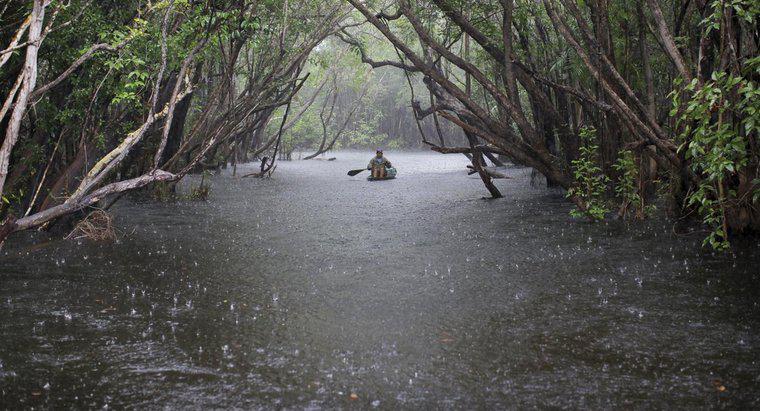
[343,0,758,248]
[0,0,351,244]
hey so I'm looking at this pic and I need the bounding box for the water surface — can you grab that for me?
[1,151,759,408]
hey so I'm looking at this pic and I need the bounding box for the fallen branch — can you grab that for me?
[241,165,276,178]
[0,170,176,245]
[425,141,508,156]
[466,165,512,179]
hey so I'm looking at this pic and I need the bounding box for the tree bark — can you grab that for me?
[646,0,692,82]
[0,0,45,199]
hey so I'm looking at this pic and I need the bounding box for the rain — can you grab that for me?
[1,0,759,408]
[1,153,759,407]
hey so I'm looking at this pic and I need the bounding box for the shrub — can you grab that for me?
[567,127,610,221]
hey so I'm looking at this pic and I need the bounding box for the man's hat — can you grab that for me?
[376,148,383,153]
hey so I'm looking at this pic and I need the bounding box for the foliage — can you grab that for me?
[701,0,760,34]
[282,34,465,153]
[567,128,610,221]
[671,62,760,250]
[187,171,212,201]
[612,150,653,219]
[1,0,759,251]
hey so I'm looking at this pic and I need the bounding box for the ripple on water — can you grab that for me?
[0,152,759,408]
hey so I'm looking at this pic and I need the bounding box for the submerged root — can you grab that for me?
[65,210,117,242]
[241,164,277,179]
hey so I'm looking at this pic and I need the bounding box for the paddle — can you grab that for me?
[347,168,367,176]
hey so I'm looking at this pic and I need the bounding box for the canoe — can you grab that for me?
[367,167,397,181]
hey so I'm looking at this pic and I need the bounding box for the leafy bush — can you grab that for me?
[187,171,212,201]
[567,127,610,221]
[671,64,759,250]
[612,150,654,219]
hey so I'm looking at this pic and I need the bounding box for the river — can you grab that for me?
[1,151,759,408]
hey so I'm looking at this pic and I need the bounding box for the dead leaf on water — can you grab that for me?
[712,379,727,392]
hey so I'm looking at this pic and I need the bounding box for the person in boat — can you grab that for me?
[367,149,392,179]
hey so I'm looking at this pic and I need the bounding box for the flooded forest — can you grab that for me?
[1,0,759,408]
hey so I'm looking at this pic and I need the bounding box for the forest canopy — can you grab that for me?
[0,0,758,249]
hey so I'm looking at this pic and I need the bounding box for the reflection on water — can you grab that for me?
[1,151,759,408]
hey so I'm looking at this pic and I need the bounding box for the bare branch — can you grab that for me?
[336,31,421,72]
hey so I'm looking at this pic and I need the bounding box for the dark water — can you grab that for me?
[1,152,759,409]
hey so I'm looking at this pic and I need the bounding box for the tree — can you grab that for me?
[0,0,351,244]
[343,0,758,248]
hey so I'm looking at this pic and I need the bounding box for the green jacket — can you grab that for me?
[368,156,392,170]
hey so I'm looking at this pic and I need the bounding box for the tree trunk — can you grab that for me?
[0,0,45,199]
